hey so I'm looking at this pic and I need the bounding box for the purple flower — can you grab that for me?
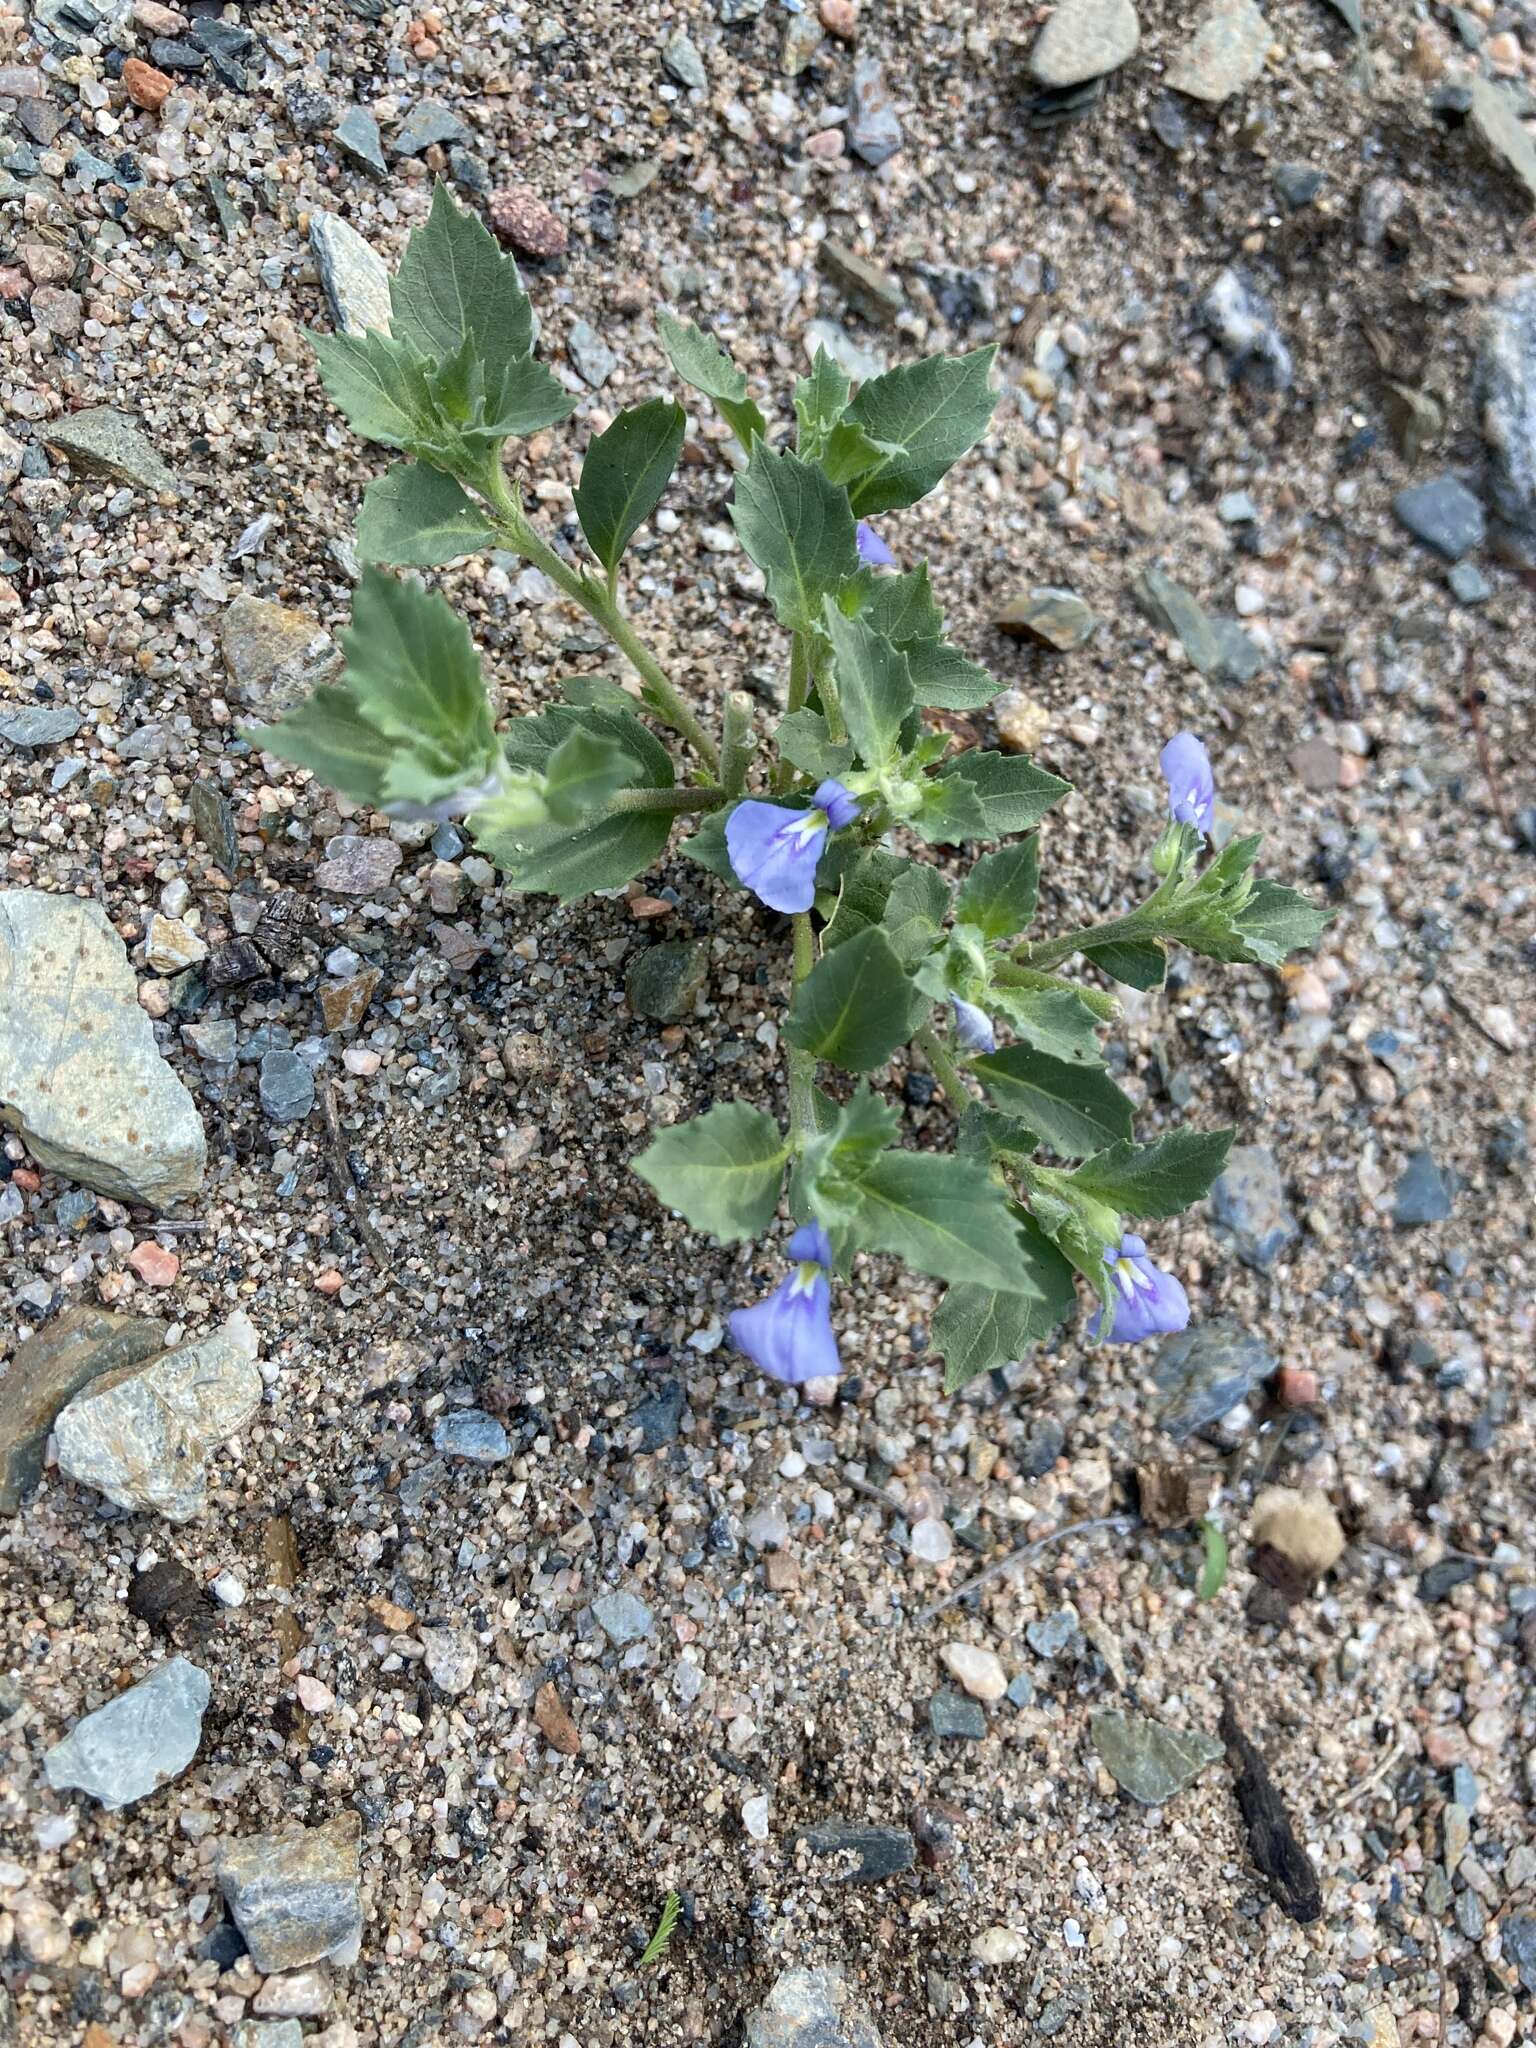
[1091,1234,1191,1344]
[856,521,895,569]
[951,998,996,1054]
[1159,732,1215,836]
[730,1222,841,1385]
[725,778,860,913]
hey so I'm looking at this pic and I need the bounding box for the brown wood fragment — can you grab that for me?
[1219,1696,1322,1924]
[1134,1460,1216,1530]
[534,1681,582,1756]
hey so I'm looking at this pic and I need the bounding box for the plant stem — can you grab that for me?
[604,783,725,814]
[720,691,755,799]
[1014,910,1150,973]
[481,463,720,775]
[915,1022,971,1107]
[787,911,818,1148]
[776,633,811,792]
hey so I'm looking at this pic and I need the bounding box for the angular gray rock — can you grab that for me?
[745,1965,882,2048]
[1208,1145,1298,1272]
[592,1589,654,1646]
[0,890,207,1207]
[1091,1708,1223,1804]
[53,1319,262,1522]
[1029,0,1140,88]
[1201,268,1293,392]
[432,1410,510,1462]
[567,319,617,390]
[220,594,341,716]
[44,1657,209,1809]
[1133,568,1263,684]
[0,1305,166,1514]
[1154,1322,1276,1440]
[1478,279,1536,553]
[1393,476,1485,562]
[0,704,82,748]
[1165,0,1270,103]
[848,59,903,167]
[661,30,708,91]
[215,1813,363,1973]
[310,212,392,338]
[625,939,708,1022]
[42,406,180,495]
[1468,76,1536,205]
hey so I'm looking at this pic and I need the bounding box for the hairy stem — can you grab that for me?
[720,691,755,800]
[1014,910,1151,973]
[776,633,811,792]
[914,1022,971,1107]
[481,464,720,775]
[604,784,725,814]
[787,911,818,1148]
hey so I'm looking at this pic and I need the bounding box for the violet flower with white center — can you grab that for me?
[951,998,996,1054]
[1090,1234,1190,1344]
[856,521,896,569]
[1159,732,1215,836]
[725,777,860,914]
[729,1222,841,1385]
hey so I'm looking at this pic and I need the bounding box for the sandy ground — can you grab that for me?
[2,0,1535,2044]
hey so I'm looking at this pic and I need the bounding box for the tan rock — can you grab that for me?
[122,57,173,110]
[1250,1485,1345,1581]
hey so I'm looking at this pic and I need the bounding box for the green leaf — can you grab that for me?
[822,605,914,774]
[794,1082,904,1229]
[480,703,675,900]
[391,181,536,374]
[956,840,1040,941]
[776,708,854,782]
[845,347,999,516]
[934,1221,1079,1390]
[541,727,633,823]
[882,863,950,967]
[784,927,921,1072]
[657,312,765,448]
[560,674,643,715]
[357,462,496,566]
[794,346,851,460]
[935,751,1071,835]
[340,567,496,764]
[1062,1129,1235,1218]
[970,1045,1134,1157]
[632,1102,787,1243]
[478,352,577,438]
[1196,1518,1229,1601]
[989,984,1105,1065]
[1081,938,1167,990]
[860,564,943,643]
[909,772,988,846]
[731,446,859,636]
[639,1892,683,1971]
[847,1150,1035,1293]
[679,803,742,885]
[820,420,891,488]
[902,637,998,711]
[1229,879,1332,967]
[821,846,909,949]
[574,399,687,575]
[240,686,393,806]
[956,1104,1038,1164]
[312,328,438,452]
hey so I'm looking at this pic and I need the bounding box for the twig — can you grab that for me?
[1330,1738,1403,1813]
[911,1515,1140,1626]
[841,1470,914,1519]
[317,1074,393,1274]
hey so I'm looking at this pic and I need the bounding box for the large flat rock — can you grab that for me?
[0,890,206,1207]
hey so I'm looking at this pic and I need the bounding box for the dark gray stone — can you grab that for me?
[284,80,335,133]
[1134,568,1263,684]
[797,1821,915,1883]
[335,105,387,177]
[626,940,708,1022]
[1478,277,1536,554]
[1273,163,1325,209]
[928,1690,986,1739]
[1153,1323,1275,1441]
[1505,1914,1536,1993]
[432,1410,509,1463]
[259,1050,315,1125]
[0,703,82,748]
[627,1380,686,1452]
[1209,1145,1298,1271]
[391,100,471,156]
[191,780,239,876]
[1393,477,1486,562]
[1394,1149,1452,1227]
[1018,1417,1065,1478]
[1091,1708,1223,1804]
[1005,1670,1035,1708]
[1026,1609,1078,1658]
[1419,1556,1477,1603]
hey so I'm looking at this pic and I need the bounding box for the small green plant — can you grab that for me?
[1196,1516,1229,1601]
[638,1890,682,1969]
[246,185,1328,1389]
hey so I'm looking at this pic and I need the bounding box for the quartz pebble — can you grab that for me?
[44,1657,209,1809]
[940,1642,1007,1701]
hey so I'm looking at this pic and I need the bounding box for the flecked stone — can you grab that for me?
[1202,267,1293,392]
[1153,1322,1276,1441]
[1394,1148,1452,1227]
[567,318,618,389]
[334,105,387,177]
[1209,1145,1298,1271]
[220,595,341,715]
[994,587,1097,650]
[848,58,902,166]
[319,968,380,1034]
[1393,476,1486,562]
[43,407,179,495]
[929,1690,987,1739]
[0,891,207,1207]
[53,1319,262,1522]
[940,1642,1008,1701]
[1006,1670,1036,1708]
[1026,1608,1079,1658]
[797,1821,915,1883]
[44,1657,208,1810]
[432,1409,509,1463]
[144,914,207,976]
[0,1306,166,1514]
[817,239,904,322]
[488,184,568,258]
[391,100,471,155]
[745,1965,882,2048]
[782,12,825,74]
[1165,0,1271,103]
[191,780,239,876]
[421,1625,479,1695]
[661,30,708,90]
[0,703,82,748]
[1448,561,1491,603]
[309,213,391,337]
[314,834,403,895]
[1018,1416,1065,1477]
[259,1050,315,1125]
[1505,1914,1536,1992]
[215,1814,363,1974]
[1029,0,1139,87]
[1468,77,1536,204]
[1091,1709,1224,1804]
[1479,278,1536,553]
[1134,568,1263,683]
[592,1589,654,1645]
[625,939,708,1021]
